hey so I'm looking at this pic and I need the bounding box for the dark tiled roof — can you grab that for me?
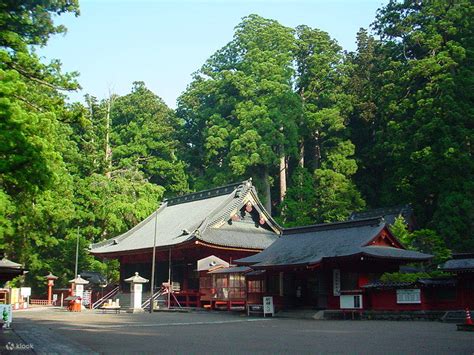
[363,278,456,289]
[236,217,432,268]
[363,281,414,289]
[349,205,413,225]
[90,180,280,255]
[207,266,251,274]
[440,258,474,271]
[200,221,278,250]
[418,278,456,287]
[452,253,474,259]
[361,246,432,261]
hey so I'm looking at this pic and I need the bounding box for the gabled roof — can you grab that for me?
[90,180,280,256]
[235,217,432,268]
[197,255,229,271]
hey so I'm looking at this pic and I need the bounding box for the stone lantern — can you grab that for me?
[124,272,149,313]
[45,272,58,305]
[69,275,89,307]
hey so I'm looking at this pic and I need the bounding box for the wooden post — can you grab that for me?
[149,209,158,313]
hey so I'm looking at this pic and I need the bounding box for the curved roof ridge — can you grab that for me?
[165,180,249,206]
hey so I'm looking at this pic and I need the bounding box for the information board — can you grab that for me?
[263,296,274,317]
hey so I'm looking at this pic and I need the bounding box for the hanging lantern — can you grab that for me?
[231,214,240,222]
[259,216,265,225]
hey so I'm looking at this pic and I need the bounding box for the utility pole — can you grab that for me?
[74,227,79,278]
[168,248,172,309]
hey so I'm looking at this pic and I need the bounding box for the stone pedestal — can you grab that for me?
[124,272,149,313]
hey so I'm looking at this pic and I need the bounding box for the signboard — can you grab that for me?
[82,291,91,306]
[263,296,274,317]
[396,289,421,304]
[10,288,19,304]
[20,287,31,297]
[333,269,341,296]
[340,295,363,309]
[0,304,13,327]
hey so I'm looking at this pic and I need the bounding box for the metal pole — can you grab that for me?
[168,248,171,309]
[149,209,158,313]
[75,227,79,278]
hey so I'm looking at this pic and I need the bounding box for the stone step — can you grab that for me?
[276,309,325,320]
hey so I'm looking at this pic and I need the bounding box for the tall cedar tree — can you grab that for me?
[281,26,365,225]
[177,15,300,213]
[350,0,474,250]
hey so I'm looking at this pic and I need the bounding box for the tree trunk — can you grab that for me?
[105,96,113,178]
[262,168,272,215]
[314,130,321,170]
[280,155,287,203]
[299,140,305,168]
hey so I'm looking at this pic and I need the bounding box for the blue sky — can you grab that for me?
[40,0,385,108]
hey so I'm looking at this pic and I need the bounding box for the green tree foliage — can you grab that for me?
[177,15,300,211]
[178,16,364,220]
[281,26,365,224]
[0,0,79,51]
[0,2,186,291]
[278,167,316,227]
[390,216,451,265]
[389,216,410,245]
[350,0,474,250]
[3,0,473,292]
[110,82,188,194]
[0,0,80,290]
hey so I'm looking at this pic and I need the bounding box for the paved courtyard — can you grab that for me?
[2,308,473,354]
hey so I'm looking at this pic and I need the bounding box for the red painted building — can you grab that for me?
[236,218,432,311]
[90,180,281,306]
[439,254,474,309]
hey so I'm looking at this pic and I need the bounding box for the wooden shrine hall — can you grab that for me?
[90,180,281,307]
[235,217,432,311]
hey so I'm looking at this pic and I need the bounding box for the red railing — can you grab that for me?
[30,299,49,306]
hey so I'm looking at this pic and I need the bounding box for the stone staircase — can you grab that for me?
[111,292,131,310]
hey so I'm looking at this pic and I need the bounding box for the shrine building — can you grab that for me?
[90,180,281,306]
[235,217,432,311]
